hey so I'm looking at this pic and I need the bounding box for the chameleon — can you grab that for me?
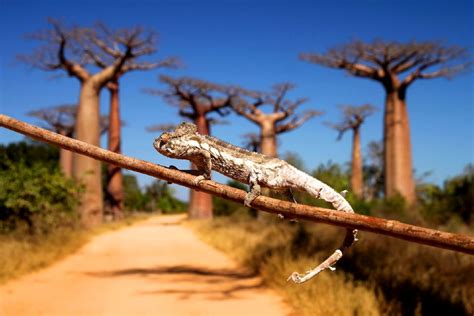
[154,122,358,283]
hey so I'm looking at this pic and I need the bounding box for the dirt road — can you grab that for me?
[0,215,290,316]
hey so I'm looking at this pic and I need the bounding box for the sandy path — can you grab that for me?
[0,215,290,316]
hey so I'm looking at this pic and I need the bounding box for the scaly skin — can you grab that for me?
[154,122,358,283]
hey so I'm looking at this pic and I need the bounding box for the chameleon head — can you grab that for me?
[153,122,198,158]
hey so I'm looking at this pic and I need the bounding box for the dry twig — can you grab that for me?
[1,114,473,256]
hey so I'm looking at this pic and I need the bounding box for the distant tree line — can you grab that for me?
[15,18,471,225]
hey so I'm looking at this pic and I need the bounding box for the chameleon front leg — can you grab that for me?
[185,149,212,186]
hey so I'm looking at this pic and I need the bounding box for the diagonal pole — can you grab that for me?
[1,114,473,255]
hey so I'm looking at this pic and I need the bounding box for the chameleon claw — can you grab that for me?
[244,194,256,207]
[193,175,207,186]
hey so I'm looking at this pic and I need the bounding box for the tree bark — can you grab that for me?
[260,121,277,157]
[351,126,363,198]
[73,80,103,227]
[383,90,416,204]
[187,114,213,219]
[106,79,124,220]
[257,121,278,220]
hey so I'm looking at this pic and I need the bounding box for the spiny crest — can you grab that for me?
[173,122,197,136]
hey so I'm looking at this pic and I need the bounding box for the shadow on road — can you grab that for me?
[87,265,256,279]
[85,265,264,300]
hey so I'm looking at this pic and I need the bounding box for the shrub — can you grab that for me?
[0,160,81,234]
[419,164,473,225]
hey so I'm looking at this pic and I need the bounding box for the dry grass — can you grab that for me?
[189,217,381,316]
[189,216,473,316]
[0,213,152,284]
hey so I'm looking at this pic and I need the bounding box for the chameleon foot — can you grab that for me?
[193,175,207,186]
[244,193,257,207]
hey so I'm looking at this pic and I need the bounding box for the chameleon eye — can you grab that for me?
[160,134,170,145]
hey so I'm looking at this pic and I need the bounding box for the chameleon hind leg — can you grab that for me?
[244,172,261,207]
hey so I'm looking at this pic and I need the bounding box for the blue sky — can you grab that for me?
[1,0,473,199]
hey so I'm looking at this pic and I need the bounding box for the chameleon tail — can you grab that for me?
[285,167,359,284]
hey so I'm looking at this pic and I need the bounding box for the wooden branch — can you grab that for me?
[276,110,322,134]
[1,114,473,255]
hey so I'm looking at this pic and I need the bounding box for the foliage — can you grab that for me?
[213,180,253,217]
[144,179,186,213]
[363,141,384,199]
[0,160,81,234]
[122,173,186,213]
[291,160,352,208]
[122,174,147,212]
[0,140,58,170]
[282,151,306,171]
[419,164,474,225]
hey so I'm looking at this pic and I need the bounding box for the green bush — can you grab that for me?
[122,174,147,211]
[0,161,81,234]
[0,141,58,170]
[419,164,473,225]
[213,180,253,217]
[144,179,187,213]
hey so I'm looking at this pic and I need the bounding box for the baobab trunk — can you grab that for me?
[188,115,213,219]
[58,129,73,177]
[351,126,363,198]
[260,122,278,157]
[383,90,416,204]
[258,122,277,220]
[106,80,124,220]
[73,80,103,227]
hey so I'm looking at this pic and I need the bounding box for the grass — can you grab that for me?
[189,216,474,316]
[189,217,381,316]
[0,213,152,284]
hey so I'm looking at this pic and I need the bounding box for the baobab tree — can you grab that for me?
[232,83,320,219]
[20,19,174,226]
[104,64,177,221]
[27,105,76,177]
[300,39,470,203]
[232,83,321,158]
[27,104,109,178]
[146,75,235,219]
[326,104,377,198]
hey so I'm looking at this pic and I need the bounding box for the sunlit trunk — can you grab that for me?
[258,122,277,220]
[73,80,103,227]
[260,122,277,157]
[351,126,363,198]
[188,115,213,219]
[106,79,124,220]
[383,90,415,203]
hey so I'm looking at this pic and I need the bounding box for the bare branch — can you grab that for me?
[301,39,471,87]
[151,75,234,118]
[300,50,382,80]
[27,104,77,136]
[276,109,323,134]
[326,104,377,140]
[1,114,472,255]
[146,123,177,133]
